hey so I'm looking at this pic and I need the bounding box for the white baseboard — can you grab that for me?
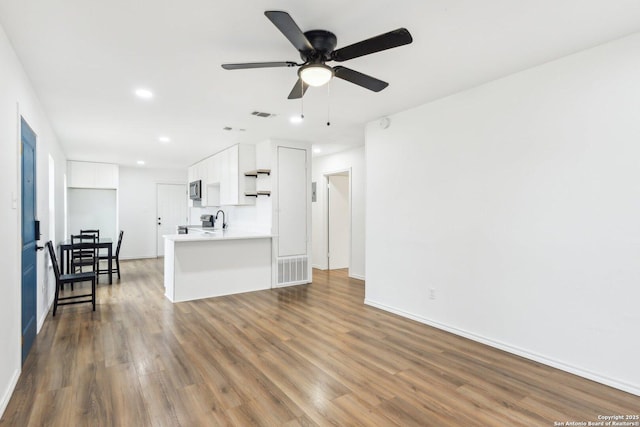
[273,280,310,289]
[364,299,640,397]
[349,273,365,281]
[37,295,54,333]
[0,368,20,419]
[312,264,327,270]
[120,255,157,261]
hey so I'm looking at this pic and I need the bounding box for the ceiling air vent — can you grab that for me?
[251,111,276,118]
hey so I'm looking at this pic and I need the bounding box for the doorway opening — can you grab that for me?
[325,170,351,273]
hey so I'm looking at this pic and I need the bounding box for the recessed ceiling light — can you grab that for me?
[136,160,145,165]
[290,115,303,124]
[313,147,321,154]
[158,136,170,143]
[134,88,153,99]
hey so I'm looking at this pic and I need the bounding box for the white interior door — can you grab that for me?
[157,183,188,256]
[278,147,307,257]
[328,174,350,269]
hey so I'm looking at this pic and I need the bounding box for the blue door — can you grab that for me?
[21,118,37,365]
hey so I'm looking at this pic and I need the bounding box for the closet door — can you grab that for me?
[277,147,307,257]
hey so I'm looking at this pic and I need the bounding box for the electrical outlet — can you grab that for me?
[429,288,436,300]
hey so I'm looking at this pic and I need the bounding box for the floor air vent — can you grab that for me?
[277,256,309,286]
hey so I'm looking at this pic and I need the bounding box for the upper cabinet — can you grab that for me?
[188,144,256,207]
[221,144,256,206]
[67,161,118,189]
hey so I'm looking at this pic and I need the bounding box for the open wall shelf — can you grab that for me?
[244,191,271,197]
[244,169,271,177]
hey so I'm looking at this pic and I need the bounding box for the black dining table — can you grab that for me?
[59,238,113,284]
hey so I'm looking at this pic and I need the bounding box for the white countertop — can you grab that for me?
[164,229,272,242]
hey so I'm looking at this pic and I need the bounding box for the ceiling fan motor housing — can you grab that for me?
[300,30,337,62]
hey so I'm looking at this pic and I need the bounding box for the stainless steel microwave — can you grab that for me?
[189,180,201,200]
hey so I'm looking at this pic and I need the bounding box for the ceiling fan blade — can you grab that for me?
[265,11,313,52]
[222,61,297,70]
[287,78,309,99]
[333,66,388,92]
[331,28,413,62]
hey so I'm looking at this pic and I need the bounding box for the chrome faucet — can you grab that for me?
[215,209,227,229]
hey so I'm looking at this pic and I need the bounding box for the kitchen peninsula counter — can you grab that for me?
[166,228,272,242]
[163,229,272,302]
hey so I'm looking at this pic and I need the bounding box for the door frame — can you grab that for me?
[323,168,352,273]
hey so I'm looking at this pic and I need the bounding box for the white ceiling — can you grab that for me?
[1,0,639,168]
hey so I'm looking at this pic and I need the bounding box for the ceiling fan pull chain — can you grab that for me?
[301,83,305,120]
[327,81,331,126]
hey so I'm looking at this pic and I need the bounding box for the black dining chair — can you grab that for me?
[98,230,124,280]
[46,241,96,315]
[70,234,98,276]
[80,229,104,256]
[80,229,100,239]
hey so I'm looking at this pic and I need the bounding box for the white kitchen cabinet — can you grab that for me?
[221,144,247,205]
[198,160,208,184]
[200,157,213,206]
[207,154,220,184]
[205,153,221,206]
[213,144,255,206]
[67,161,118,189]
[189,144,256,207]
[218,147,230,205]
[234,144,257,205]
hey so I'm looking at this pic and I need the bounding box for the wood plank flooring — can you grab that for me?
[1,259,638,426]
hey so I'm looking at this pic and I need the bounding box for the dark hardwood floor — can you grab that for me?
[1,259,638,426]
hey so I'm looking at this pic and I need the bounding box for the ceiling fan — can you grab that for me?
[221,11,413,99]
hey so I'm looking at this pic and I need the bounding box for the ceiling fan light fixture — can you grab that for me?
[299,64,333,87]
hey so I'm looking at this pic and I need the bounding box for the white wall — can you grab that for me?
[0,24,67,416]
[365,33,640,396]
[312,146,366,279]
[118,167,186,259]
[189,205,265,233]
[67,188,117,241]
